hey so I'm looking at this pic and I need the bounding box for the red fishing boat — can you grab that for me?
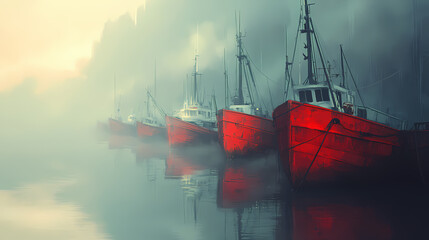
[217,109,275,157]
[273,0,409,188]
[166,54,218,147]
[273,100,405,188]
[108,117,136,136]
[217,22,275,158]
[166,115,217,146]
[108,75,137,136]
[136,90,167,140]
[137,121,166,139]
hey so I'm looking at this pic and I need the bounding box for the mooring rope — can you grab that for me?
[336,122,399,138]
[296,118,340,190]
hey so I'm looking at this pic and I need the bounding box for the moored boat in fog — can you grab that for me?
[273,0,412,189]
[166,54,218,147]
[217,20,275,158]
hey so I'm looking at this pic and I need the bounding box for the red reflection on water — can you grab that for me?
[292,199,392,240]
[217,158,279,209]
[134,140,168,161]
[165,146,223,178]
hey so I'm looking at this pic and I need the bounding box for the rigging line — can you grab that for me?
[267,78,275,111]
[284,14,301,101]
[359,70,401,90]
[245,57,269,111]
[241,49,272,111]
[341,49,366,107]
[310,19,339,110]
[288,7,303,82]
[147,90,167,118]
[242,46,275,83]
[243,62,254,105]
[336,122,398,138]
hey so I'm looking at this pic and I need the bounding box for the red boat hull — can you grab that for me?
[108,118,136,136]
[136,121,166,140]
[165,116,218,147]
[273,100,405,188]
[217,109,275,158]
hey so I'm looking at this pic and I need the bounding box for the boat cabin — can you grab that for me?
[176,103,216,129]
[141,116,164,127]
[229,104,268,118]
[229,104,254,115]
[294,83,355,114]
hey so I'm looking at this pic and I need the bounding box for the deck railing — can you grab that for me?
[355,105,408,130]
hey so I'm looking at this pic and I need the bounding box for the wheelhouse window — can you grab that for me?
[322,88,330,101]
[299,90,313,103]
[315,90,322,102]
[299,91,305,102]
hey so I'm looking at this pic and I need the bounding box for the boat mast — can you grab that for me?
[154,58,157,98]
[224,49,229,108]
[303,0,316,84]
[192,26,200,105]
[284,27,293,100]
[192,55,199,105]
[236,13,245,105]
[340,45,346,87]
[302,0,339,110]
[114,73,120,119]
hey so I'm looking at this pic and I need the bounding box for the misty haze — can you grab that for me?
[0,0,428,239]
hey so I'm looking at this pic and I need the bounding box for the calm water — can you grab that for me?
[1,127,429,240]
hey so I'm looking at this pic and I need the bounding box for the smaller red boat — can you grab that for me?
[166,54,218,147]
[217,24,275,158]
[166,115,217,147]
[217,109,275,158]
[137,86,167,141]
[137,121,166,140]
[108,117,136,136]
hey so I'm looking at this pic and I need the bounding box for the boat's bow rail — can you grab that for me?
[414,122,429,131]
[355,105,408,130]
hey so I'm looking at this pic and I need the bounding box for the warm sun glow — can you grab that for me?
[0,0,146,93]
